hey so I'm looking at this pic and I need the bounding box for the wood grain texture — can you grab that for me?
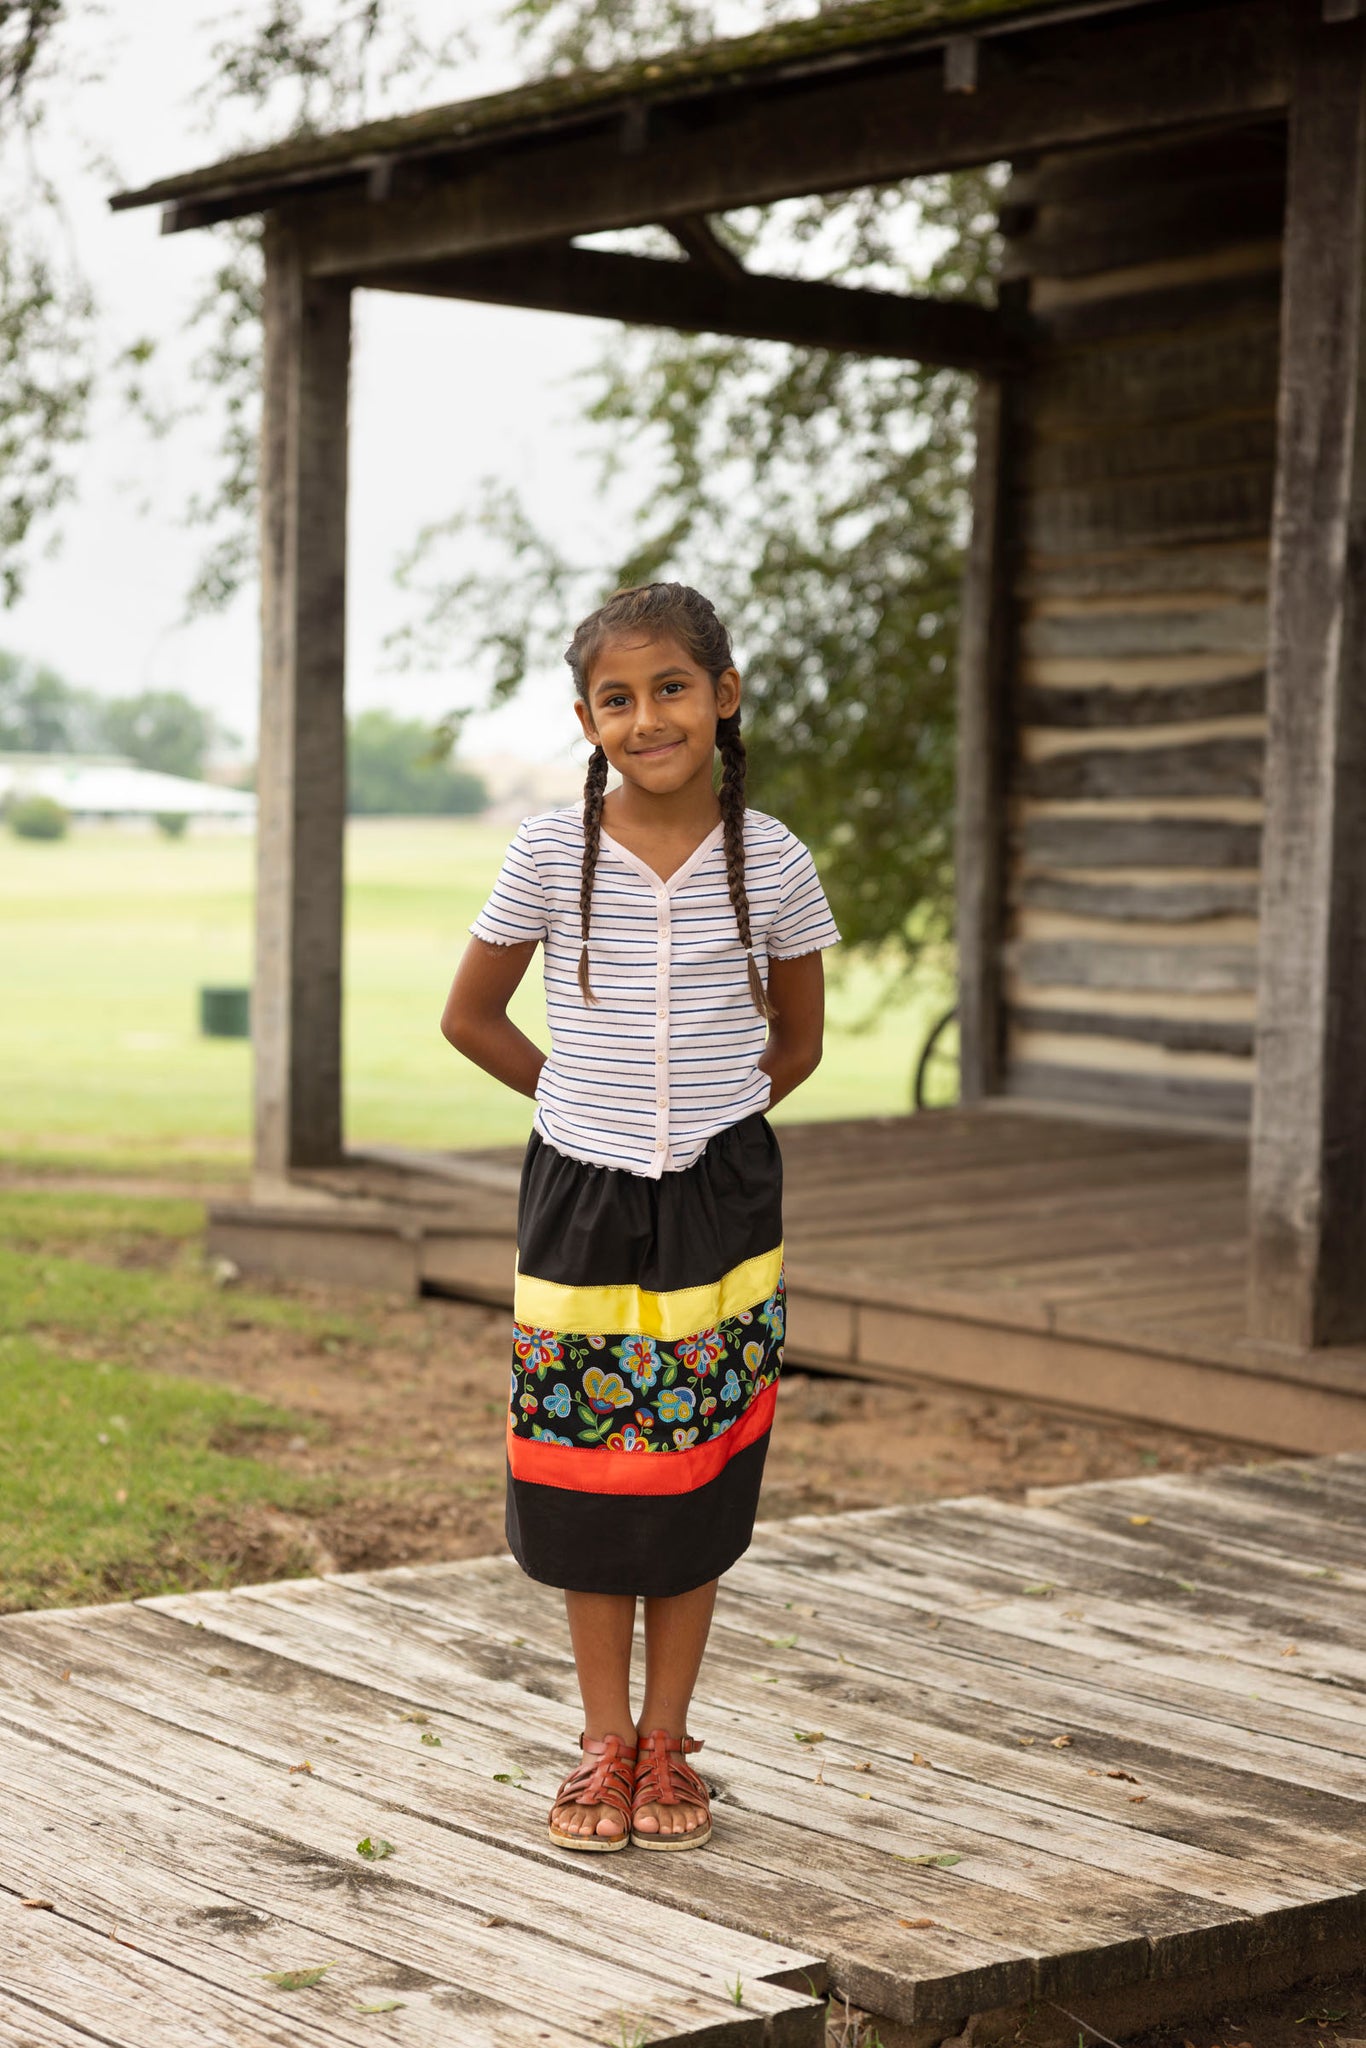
[1250,12,1366,1348]
[6,1453,1366,2040]
[255,224,350,1177]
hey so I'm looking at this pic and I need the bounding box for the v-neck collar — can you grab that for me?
[597,817,725,895]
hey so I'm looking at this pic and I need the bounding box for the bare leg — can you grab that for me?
[633,1578,718,1838]
[553,1590,637,1840]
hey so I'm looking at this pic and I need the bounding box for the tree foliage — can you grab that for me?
[346,708,487,815]
[0,653,224,778]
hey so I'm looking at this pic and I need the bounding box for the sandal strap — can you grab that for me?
[553,1733,637,1822]
[633,1728,710,1815]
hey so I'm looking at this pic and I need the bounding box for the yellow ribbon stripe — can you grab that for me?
[514,1244,784,1341]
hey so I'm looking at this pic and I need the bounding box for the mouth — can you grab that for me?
[629,738,684,759]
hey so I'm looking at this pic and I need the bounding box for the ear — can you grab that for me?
[714,667,742,720]
[573,698,600,747]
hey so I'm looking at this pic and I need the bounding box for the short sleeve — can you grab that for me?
[768,837,841,959]
[470,820,550,946]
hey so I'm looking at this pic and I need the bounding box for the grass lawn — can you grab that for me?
[1,817,954,1169]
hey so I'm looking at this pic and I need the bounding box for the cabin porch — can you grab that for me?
[207,1105,1366,1457]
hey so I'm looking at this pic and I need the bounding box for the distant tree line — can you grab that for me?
[0,651,486,814]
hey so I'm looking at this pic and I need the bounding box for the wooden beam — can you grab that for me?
[362,242,1019,370]
[665,214,747,282]
[1249,13,1366,1348]
[956,376,1015,1103]
[296,1,1289,281]
[255,223,351,1179]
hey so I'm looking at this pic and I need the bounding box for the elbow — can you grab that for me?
[440,999,471,1053]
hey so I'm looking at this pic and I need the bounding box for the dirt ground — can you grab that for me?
[147,1262,1266,1583]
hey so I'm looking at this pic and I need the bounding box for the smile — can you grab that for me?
[630,739,684,758]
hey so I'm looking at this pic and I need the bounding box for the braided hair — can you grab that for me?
[565,582,772,1017]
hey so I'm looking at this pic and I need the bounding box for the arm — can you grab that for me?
[441,936,545,1099]
[758,950,826,1110]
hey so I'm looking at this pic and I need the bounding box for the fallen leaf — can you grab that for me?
[289,1761,314,1776]
[855,1791,873,1800]
[766,1634,798,1649]
[1022,1582,1054,1597]
[1129,1794,1148,1804]
[420,1731,442,1747]
[1063,1609,1086,1621]
[493,1767,526,1784]
[1173,1579,1197,1594]
[899,1917,936,1929]
[1282,1644,1300,1657]
[752,1673,779,1683]
[323,1737,339,1745]
[356,2001,405,2015]
[853,1761,873,1774]
[356,1837,394,1861]
[1107,1769,1139,1784]
[898,1852,962,1868]
[21,1899,53,1910]
[793,1730,825,1744]
[207,1665,233,1678]
[59,1670,70,1683]
[480,1915,505,1928]
[266,1965,333,1990]
[401,1711,429,1725]
[1129,1514,1152,1527]
[1050,1735,1072,1749]
[1017,1736,1035,1747]
[912,1752,933,1768]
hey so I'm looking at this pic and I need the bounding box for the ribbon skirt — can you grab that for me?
[505,1113,785,1596]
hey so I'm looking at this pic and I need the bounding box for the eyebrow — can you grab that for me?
[594,665,693,693]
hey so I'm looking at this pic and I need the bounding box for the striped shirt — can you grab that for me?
[470,804,840,1177]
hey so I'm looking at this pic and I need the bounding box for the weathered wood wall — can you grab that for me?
[998,126,1284,1127]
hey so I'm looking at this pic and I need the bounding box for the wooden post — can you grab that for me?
[1249,14,1366,1346]
[955,374,1013,1104]
[255,221,351,1179]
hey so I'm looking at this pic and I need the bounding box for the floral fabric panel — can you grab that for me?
[510,1273,786,1452]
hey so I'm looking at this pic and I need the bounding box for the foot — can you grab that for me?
[547,1733,636,1852]
[631,1729,712,1849]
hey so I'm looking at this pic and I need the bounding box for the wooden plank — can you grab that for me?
[372,244,1021,370]
[1004,1061,1252,1128]
[1021,468,1275,554]
[255,221,350,1177]
[293,4,1292,281]
[1249,12,1366,1348]
[1025,321,1281,436]
[1018,672,1265,724]
[1017,544,1269,606]
[956,374,1014,1103]
[1036,265,1282,348]
[1009,1006,1254,1058]
[1002,179,1286,283]
[1008,940,1259,994]
[1015,876,1259,922]
[1018,814,1262,869]
[1015,737,1263,800]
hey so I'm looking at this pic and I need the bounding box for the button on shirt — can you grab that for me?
[470,805,841,1178]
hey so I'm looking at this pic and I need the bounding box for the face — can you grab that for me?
[575,632,741,795]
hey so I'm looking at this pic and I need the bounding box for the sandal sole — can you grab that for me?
[629,1822,712,1852]
[547,1825,631,1852]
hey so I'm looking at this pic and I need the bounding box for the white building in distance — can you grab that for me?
[0,754,256,825]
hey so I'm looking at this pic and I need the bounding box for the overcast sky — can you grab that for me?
[6,1,641,765]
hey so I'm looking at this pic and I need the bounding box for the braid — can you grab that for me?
[578,744,608,1003]
[717,712,772,1019]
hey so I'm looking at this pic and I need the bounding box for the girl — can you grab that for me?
[441,582,838,1854]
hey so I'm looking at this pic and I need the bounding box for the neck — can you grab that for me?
[607,757,720,838]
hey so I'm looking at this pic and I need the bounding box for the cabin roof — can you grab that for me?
[111,0,1155,219]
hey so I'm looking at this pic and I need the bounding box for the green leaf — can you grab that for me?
[793,1729,825,1744]
[357,2001,405,2014]
[420,1730,442,1747]
[766,1633,798,1649]
[1021,1582,1054,1597]
[897,1852,962,1868]
[493,1766,526,1784]
[356,1836,394,1861]
[265,1965,334,1990]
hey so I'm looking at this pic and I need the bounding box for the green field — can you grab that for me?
[2,818,954,1165]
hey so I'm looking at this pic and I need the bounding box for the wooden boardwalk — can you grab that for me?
[211,1109,1366,1451]
[5,1456,1366,2046]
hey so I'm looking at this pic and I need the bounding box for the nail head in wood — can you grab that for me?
[944,34,980,93]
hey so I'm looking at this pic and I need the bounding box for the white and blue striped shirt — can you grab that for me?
[470,804,840,1178]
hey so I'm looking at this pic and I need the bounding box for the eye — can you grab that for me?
[659,681,686,696]
[600,692,630,709]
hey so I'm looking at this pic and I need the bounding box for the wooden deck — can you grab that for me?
[208,1108,1366,1453]
[5,1456,1366,2046]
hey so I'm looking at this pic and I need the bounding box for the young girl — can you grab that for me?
[441,581,838,1854]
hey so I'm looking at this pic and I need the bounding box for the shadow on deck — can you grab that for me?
[208,1108,1366,1454]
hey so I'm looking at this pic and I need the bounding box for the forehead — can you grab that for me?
[587,632,698,684]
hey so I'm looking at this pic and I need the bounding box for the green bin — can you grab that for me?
[200,986,251,1039]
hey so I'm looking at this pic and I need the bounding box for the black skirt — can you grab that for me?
[505,1113,785,1597]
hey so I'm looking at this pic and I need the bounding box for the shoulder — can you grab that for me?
[741,808,813,868]
[512,804,584,854]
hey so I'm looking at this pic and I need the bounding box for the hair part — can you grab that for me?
[567,582,771,1018]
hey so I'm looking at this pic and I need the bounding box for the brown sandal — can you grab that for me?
[630,1729,712,1851]
[547,1733,636,1853]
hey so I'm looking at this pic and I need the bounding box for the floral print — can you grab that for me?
[511,1271,785,1454]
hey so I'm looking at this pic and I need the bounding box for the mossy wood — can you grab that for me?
[112,0,1366,1350]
